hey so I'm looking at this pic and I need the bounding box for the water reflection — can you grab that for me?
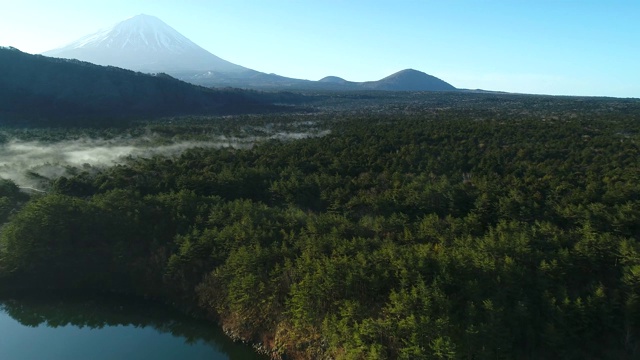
[0,292,265,360]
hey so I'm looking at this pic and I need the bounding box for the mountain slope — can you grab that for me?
[43,14,248,74]
[0,47,275,123]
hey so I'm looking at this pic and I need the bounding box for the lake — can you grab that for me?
[0,293,266,360]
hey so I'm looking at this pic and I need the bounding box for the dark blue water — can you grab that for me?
[0,294,265,360]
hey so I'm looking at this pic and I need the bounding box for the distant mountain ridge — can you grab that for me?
[42,14,457,92]
[319,76,349,84]
[0,47,277,123]
[362,69,456,91]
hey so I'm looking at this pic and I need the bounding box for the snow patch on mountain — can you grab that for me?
[43,14,248,74]
[65,14,197,53]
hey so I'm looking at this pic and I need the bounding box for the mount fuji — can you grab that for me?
[43,14,456,91]
[43,14,249,75]
[42,14,316,88]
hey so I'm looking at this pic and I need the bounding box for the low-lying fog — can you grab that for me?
[0,129,330,191]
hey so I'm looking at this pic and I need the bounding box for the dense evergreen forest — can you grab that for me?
[1,93,640,359]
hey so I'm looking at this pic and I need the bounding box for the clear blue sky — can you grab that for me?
[1,0,638,97]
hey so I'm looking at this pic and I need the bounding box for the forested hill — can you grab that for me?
[0,47,281,124]
[361,69,456,91]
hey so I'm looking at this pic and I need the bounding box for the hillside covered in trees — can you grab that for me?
[0,93,639,359]
[0,47,290,125]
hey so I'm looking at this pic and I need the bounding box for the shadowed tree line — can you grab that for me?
[0,47,297,126]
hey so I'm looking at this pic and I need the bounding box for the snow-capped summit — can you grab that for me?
[63,14,194,53]
[43,14,247,74]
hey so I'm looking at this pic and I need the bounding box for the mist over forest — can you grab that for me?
[0,125,329,190]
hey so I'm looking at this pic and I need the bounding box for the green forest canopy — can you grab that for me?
[0,93,639,359]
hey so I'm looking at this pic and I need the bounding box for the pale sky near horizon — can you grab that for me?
[1,0,638,98]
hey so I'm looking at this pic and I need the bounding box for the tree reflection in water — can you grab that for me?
[0,292,265,359]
